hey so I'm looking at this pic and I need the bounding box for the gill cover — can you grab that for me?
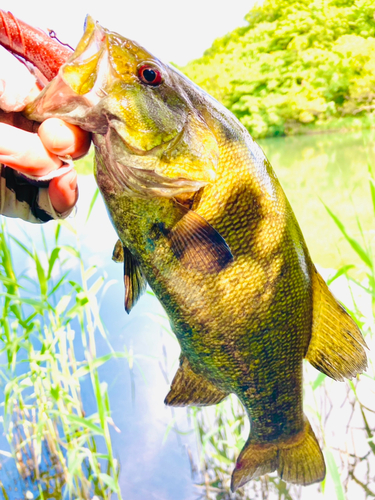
[26,16,219,197]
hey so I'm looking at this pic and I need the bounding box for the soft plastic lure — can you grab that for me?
[0,10,71,81]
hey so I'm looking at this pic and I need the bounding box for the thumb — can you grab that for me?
[38,118,91,158]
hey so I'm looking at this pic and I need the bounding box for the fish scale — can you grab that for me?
[18,14,367,490]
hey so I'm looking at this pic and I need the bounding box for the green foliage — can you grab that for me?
[182,0,375,138]
[324,159,375,319]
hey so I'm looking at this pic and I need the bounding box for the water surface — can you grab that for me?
[259,129,375,271]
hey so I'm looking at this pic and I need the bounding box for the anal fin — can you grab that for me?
[165,356,228,407]
[306,268,367,381]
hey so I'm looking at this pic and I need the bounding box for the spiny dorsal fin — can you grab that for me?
[168,207,233,274]
[112,240,147,313]
[305,268,367,381]
[165,356,228,407]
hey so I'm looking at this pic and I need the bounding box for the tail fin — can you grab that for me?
[231,418,325,491]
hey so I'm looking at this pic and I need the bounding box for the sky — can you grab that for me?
[1,0,259,66]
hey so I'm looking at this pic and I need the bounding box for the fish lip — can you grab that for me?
[111,160,207,199]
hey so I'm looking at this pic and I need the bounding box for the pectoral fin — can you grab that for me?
[165,356,228,407]
[305,268,367,380]
[169,207,233,274]
[112,240,147,313]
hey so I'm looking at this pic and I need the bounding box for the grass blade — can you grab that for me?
[325,449,346,500]
[323,203,372,268]
[86,187,100,223]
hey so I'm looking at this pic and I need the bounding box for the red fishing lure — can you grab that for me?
[0,10,71,81]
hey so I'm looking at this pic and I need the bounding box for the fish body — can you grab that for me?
[97,113,312,437]
[22,17,367,489]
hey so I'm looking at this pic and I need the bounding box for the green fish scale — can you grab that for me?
[97,120,312,443]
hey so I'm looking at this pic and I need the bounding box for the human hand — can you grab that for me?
[0,46,91,214]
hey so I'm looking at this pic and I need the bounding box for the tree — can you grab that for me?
[182,0,375,138]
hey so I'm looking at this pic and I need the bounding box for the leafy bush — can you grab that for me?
[182,0,375,138]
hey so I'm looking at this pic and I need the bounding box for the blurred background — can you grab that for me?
[0,1,374,499]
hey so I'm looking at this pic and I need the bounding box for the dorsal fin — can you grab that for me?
[165,356,228,407]
[305,268,367,380]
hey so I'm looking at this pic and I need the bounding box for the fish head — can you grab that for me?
[27,16,220,197]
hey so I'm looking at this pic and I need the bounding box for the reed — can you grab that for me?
[0,204,123,499]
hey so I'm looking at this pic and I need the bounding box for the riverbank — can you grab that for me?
[283,114,375,137]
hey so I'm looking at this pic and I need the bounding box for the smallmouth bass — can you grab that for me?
[23,16,367,490]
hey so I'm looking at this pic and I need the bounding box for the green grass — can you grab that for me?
[0,204,123,498]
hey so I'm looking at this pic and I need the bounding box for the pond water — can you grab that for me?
[0,130,374,499]
[259,128,375,271]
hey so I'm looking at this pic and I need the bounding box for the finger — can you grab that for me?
[38,118,91,159]
[0,122,61,176]
[0,110,39,133]
[48,169,78,214]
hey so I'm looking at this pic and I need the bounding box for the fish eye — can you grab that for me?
[138,64,163,86]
